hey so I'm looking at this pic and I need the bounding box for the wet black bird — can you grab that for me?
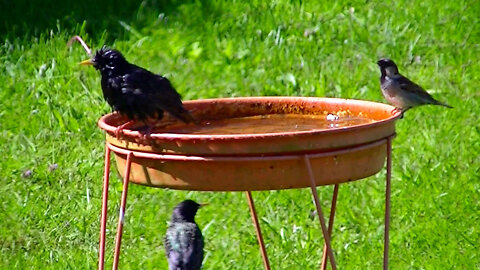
[81,47,194,135]
[377,58,452,115]
[164,200,205,270]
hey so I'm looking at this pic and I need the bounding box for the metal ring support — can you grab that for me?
[98,134,395,269]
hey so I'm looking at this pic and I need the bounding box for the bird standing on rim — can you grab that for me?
[81,47,194,137]
[377,58,452,116]
[164,200,205,270]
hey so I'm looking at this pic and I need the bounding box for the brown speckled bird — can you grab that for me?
[377,58,452,116]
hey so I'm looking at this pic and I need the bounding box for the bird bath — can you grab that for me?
[97,97,401,270]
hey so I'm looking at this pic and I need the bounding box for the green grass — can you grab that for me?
[1,0,479,268]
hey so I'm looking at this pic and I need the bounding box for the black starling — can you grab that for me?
[81,47,194,135]
[164,200,205,270]
[377,58,452,115]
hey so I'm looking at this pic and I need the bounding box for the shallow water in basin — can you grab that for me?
[152,113,374,135]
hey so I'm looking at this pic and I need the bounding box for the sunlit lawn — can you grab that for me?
[1,0,479,268]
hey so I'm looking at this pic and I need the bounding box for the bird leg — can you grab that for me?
[390,107,401,115]
[133,118,158,141]
[138,125,154,141]
[390,107,406,118]
[114,120,136,139]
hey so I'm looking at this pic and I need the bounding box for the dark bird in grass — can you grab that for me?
[164,200,206,270]
[377,58,452,116]
[81,47,194,137]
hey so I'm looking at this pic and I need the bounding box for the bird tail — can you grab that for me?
[172,108,197,124]
[434,100,453,109]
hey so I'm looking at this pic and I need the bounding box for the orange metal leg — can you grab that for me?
[320,184,339,270]
[304,155,337,270]
[99,144,111,270]
[246,191,271,270]
[112,152,133,270]
[384,138,392,270]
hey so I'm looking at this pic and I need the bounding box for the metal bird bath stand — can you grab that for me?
[95,97,400,270]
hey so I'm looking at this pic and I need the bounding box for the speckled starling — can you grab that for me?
[164,200,205,270]
[81,47,194,135]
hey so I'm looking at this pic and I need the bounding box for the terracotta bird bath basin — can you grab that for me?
[97,96,401,270]
[98,97,400,191]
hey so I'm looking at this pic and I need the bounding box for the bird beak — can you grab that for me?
[80,59,94,66]
[199,203,209,208]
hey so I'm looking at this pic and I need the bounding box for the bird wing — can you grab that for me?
[122,68,194,122]
[103,74,144,119]
[395,74,436,101]
[146,74,184,109]
[190,226,204,270]
[165,223,202,270]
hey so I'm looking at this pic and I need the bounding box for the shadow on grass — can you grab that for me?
[0,0,198,41]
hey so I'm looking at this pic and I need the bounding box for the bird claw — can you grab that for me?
[139,125,153,141]
[390,108,405,118]
[114,128,123,139]
[390,108,400,114]
[138,125,157,142]
[114,120,136,140]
